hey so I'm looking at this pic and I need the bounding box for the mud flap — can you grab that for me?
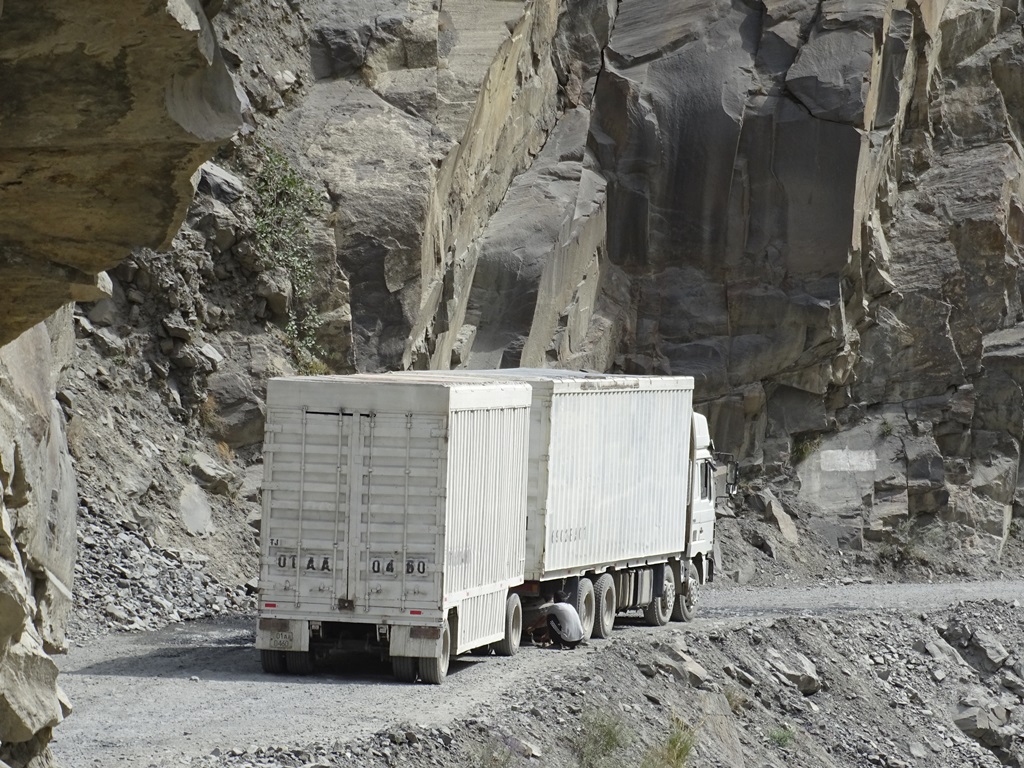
[390,624,444,658]
[711,542,722,583]
[255,618,309,652]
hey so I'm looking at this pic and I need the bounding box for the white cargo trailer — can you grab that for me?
[389,369,732,639]
[255,374,532,683]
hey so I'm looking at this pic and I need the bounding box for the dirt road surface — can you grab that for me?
[52,580,1024,767]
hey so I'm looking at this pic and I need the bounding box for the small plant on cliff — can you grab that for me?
[789,433,821,465]
[878,519,930,569]
[250,142,327,362]
[879,418,894,438]
[724,685,750,714]
[641,714,698,768]
[572,710,630,768]
[768,725,794,748]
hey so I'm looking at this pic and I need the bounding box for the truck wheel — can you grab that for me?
[284,650,315,675]
[571,577,596,640]
[644,569,675,627]
[260,649,286,674]
[419,619,451,684]
[392,656,418,682]
[494,593,522,657]
[672,563,699,622]
[592,574,616,639]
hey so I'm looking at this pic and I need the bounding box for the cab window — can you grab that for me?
[700,460,713,500]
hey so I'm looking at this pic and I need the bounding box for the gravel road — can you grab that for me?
[51,579,1024,767]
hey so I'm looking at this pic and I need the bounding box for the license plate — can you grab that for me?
[268,631,295,650]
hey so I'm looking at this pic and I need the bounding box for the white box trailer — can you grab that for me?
[255,374,532,683]
[388,369,730,639]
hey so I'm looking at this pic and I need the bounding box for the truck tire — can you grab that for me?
[392,656,418,682]
[419,619,451,684]
[284,650,315,675]
[260,649,286,674]
[672,562,699,622]
[494,593,522,657]
[644,568,675,627]
[571,577,596,640]
[592,574,616,639]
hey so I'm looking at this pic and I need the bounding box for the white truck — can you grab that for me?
[255,370,735,683]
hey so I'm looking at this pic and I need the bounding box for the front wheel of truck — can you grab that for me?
[672,562,699,622]
[419,619,451,684]
[644,568,675,626]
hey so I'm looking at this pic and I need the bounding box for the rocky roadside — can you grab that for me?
[178,598,1024,768]
[69,503,254,642]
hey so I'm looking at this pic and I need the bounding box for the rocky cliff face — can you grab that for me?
[6,0,1024,763]
[293,0,1024,559]
[0,1,240,764]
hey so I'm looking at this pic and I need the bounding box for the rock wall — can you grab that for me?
[355,0,1024,557]
[0,317,76,768]
[0,1,241,764]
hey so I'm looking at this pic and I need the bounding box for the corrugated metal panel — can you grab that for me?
[453,590,507,654]
[259,375,530,639]
[383,370,696,581]
[260,409,354,615]
[541,385,692,575]
[444,405,529,601]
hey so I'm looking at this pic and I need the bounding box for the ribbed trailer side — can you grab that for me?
[537,382,693,578]
[443,403,529,650]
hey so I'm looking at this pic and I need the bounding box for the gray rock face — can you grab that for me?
[283,0,1024,557]
[0,318,77,763]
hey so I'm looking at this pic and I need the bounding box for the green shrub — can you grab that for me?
[250,143,327,364]
[572,710,630,768]
[768,726,794,748]
[641,714,698,768]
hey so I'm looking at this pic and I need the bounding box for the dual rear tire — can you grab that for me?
[260,649,314,675]
[592,573,616,639]
[570,577,596,640]
[644,568,676,627]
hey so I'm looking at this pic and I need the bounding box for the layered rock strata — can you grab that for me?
[0,0,243,347]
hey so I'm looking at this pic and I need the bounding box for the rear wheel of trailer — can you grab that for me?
[592,573,616,638]
[392,656,418,682]
[418,619,451,684]
[260,649,286,674]
[494,593,522,657]
[570,577,596,640]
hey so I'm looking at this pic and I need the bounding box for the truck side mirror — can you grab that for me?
[725,460,738,497]
[715,453,738,498]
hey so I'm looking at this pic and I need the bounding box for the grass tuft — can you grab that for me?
[642,714,698,768]
[572,710,630,768]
